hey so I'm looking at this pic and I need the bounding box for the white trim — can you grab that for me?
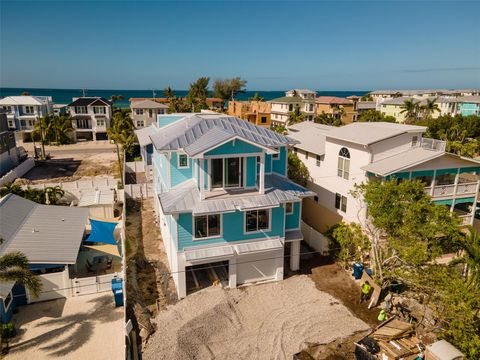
[177,153,190,169]
[191,135,277,158]
[285,202,294,215]
[205,152,262,159]
[192,213,223,241]
[208,157,244,190]
[243,208,272,235]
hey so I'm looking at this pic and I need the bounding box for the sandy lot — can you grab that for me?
[6,293,124,360]
[143,275,369,360]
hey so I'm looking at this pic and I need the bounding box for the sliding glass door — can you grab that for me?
[210,157,243,189]
[225,158,240,188]
[211,158,223,189]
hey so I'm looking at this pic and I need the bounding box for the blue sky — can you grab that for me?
[1,0,479,90]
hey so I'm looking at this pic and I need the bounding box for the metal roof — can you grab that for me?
[184,127,235,157]
[0,194,89,264]
[78,189,115,207]
[184,245,234,262]
[288,122,333,155]
[158,175,315,215]
[325,122,427,146]
[0,96,46,106]
[150,114,298,154]
[135,125,154,147]
[234,238,283,255]
[0,282,14,299]
[285,229,303,242]
[131,99,168,109]
[426,340,464,360]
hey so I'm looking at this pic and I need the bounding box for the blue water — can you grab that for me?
[0,88,369,108]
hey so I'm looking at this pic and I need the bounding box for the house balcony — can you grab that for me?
[426,182,479,199]
[415,137,446,152]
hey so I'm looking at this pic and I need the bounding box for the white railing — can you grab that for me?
[426,182,478,198]
[301,221,330,255]
[458,214,473,226]
[125,161,145,173]
[0,157,35,186]
[419,137,446,151]
[71,272,123,297]
[124,183,154,199]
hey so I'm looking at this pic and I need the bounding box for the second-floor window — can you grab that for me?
[335,193,347,212]
[261,116,267,123]
[316,155,321,167]
[96,119,105,127]
[24,106,35,114]
[75,106,87,114]
[135,109,144,115]
[337,147,350,180]
[178,154,189,168]
[211,157,243,189]
[245,209,270,233]
[285,202,293,214]
[194,214,221,239]
[149,109,153,118]
[136,120,144,128]
[93,106,105,114]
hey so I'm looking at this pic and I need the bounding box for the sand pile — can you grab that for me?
[143,275,369,360]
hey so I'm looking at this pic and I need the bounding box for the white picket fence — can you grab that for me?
[301,221,330,255]
[124,183,154,199]
[0,157,35,186]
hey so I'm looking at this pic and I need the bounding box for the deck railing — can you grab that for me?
[418,137,446,152]
[425,181,478,198]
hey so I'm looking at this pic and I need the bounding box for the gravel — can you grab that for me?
[143,275,369,360]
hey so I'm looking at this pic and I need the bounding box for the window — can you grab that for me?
[178,154,189,168]
[309,104,314,111]
[211,157,243,189]
[158,109,166,115]
[24,106,35,114]
[260,116,267,124]
[314,195,319,202]
[411,136,418,147]
[3,292,12,310]
[149,109,153,118]
[93,106,105,114]
[337,147,350,179]
[194,214,221,239]
[316,155,321,167]
[294,148,298,154]
[305,151,309,160]
[135,109,144,115]
[285,202,293,214]
[245,209,270,232]
[7,120,15,128]
[273,149,279,159]
[96,119,105,127]
[136,120,145,128]
[75,106,87,114]
[335,193,347,212]
[289,104,293,111]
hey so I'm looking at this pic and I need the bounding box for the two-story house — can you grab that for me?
[270,89,316,126]
[0,96,53,140]
[68,97,113,141]
[227,100,271,127]
[456,96,480,116]
[316,96,357,123]
[130,99,168,128]
[148,113,314,298]
[289,122,480,232]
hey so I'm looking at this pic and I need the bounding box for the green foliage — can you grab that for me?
[357,109,396,123]
[270,124,288,135]
[326,222,370,267]
[163,86,175,99]
[0,323,15,339]
[353,179,462,266]
[287,105,305,125]
[187,77,210,112]
[248,92,264,102]
[314,112,343,126]
[213,77,247,102]
[400,99,421,124]
[32,114,73,145]
[1,185,65,205]
[110,94,125,103]
[451,227,480,289]
[0,184,24,197]
[108,111,136,183]
[360,94,373,101]
[287,152,310,186]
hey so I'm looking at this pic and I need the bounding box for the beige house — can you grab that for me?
[130,99,168,128]
[315,96,356,123]
[270,89,316,126]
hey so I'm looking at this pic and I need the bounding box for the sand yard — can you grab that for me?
[143,275,369,360]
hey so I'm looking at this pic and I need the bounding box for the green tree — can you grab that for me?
[187,77,210,112]
[213,77,248,109]
[360,94,373,101]
[452,227,480,289]
[163,86,175,99]
[0,184,24,197]
[326,222,371,268]
[44,186,65,205]
[357,109,396,123]
[108,112,136,183]
[287,105,305,125]
[270,124,288,135]
[400,99,420,124]
[249,92,265,102]
[314,112,343,126]
[287,152,310,186]
[33,115,72,145]
[421,98,440,119]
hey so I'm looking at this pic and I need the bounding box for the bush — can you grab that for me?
[0,323,15,339]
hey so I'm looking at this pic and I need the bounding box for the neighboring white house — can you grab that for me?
[270,89,317,125]
[68,97,113,141]
[0,96,53,140]
[288,122,480,232]
[130,99,168,128]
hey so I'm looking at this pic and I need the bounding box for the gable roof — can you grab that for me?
[0,194,89,264]
[0,96,45,106]
[316,96,352,105]
[325,122,427,146]
[131,99,169,109]
[269,96,307,104]
[135,125,154,147]
[68,97,112,107]
[149,114,298,155]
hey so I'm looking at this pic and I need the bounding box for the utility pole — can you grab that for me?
[152,89,156,99]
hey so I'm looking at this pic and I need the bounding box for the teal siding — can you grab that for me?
[454,197,475,205]
[436,168,458,176]
[285,202,301,229]
[272,147,287,176]
[434,199,453,206]
[246,156,257,187]
[412,170,434,178]
[158,115,184,128]
[391,172,410,179]
[153,152,168,190]
[265,154,272,173]
[205,139,262,156]
[177,207,285,251]
[459,103,479,116]
[170,152,192,187]
[459,166,480,174]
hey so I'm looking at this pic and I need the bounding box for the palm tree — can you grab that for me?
[108,112,136,184]
[187,77,210,112]
[287,105,305,126]
[453,227,480,289]
[400,99,420,124]
[0,184,24,197]
[24,187,47,204]
[249,92,265,102]
[270,124,288,135]
[163,86,175,100]
[332,104,346,121]
[421,98,440,119]
[44,186,65,205]
[315,112,342,127]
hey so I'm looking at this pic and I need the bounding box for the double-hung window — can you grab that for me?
[75,106,87,114]
[337,147,350,179]
[96,119,105,127]
[137,120,145,128]
[178,154,189,168]
[335,193,347,212]
[24,106,35,114]
[194,214,221,239]
[135,109,144,115]
[93,106,105,114]
[245,209,270,232]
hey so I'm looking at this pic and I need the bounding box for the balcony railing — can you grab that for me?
[426,182,478,198]
[417,137,446,152]
[458,214,473,226]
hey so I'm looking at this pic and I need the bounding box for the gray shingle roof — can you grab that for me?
[150,114,298,154]
[158,175,315,215]
[0,194,89,264]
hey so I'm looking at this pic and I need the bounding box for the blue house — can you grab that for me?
[149,113,314,298]
[457,96,480,116]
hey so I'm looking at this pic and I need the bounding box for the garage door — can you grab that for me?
[236,249,282,284]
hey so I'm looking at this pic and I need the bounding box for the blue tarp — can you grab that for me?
[86,219,118,245]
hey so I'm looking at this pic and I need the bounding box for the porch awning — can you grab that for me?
[454,197,475,205]
[234,238,283,255]
[285,229,303,242]
[184,245,234,262]
[83,244,121,257]
[86,218,118,245]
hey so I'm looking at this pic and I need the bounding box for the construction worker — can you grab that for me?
[360,281,371,303]
[378,309,388,322]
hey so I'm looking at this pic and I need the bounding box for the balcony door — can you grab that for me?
[210,157,243,189]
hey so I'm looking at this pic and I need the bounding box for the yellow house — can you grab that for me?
[315,96,357,123]
[227,100,271,127]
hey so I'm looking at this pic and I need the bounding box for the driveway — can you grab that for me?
[5,293,124,360]
[143,275,369,360]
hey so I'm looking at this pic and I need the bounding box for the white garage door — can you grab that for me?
[236,249,282,285]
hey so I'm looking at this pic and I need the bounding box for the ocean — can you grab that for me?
[0,88,369,108]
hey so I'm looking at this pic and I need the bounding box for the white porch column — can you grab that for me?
[228,259,237,289]
[175,255,187,299]
[290,241,301,271]
[259,152,265,194]
[450,169,461,212]
[200,159,205,200]
[429,169,436,196]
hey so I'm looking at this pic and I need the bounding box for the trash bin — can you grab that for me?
[111,278,124,307]
[352,263,364,279]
